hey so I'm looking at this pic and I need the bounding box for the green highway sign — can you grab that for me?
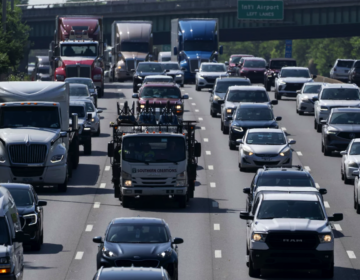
[238,0,284,20]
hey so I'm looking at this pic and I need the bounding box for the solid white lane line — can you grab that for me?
[198,117,203,121]
[75,252,84,260]
[324,201,330,208]
[214,224,220,230]
[281,127,287,131]
[201,127,206,130]
[208,165,214,170]
[204,138,209,142]
[191,103,196,105]
[297,151,303,156]
[85,225,93,232]
[189,97,193,100]
[315,183,320,189]
[105,166,111,171]
[215,250,222,258]
[304,166,311,172]
[210,182,216,188]
[195,109,199,112]
[100,183,106,189]
[181,89,185,92]
[347,251,356,259]
[212,201,218,207]
[334,224,342,231]
[94,202,101,208]
[206,151,211,155]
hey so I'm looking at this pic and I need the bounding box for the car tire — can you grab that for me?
[344,173,353,185]
[177,195,187,208]
[324,146,332,156]
[195,83,201,91]
[229,140,236,150]
[133,84,138,93]
[58,180,68,193]
[188,181,195,199]
[180,83,184,88]
[221,121,224,131]
[321,263,334,278]
[248,255,261,277]
[84,140,92,155]
[94,125,101,137]
[239,163,247,172]
[122,196,132,208]
[356,191,360,214]
[114,184,120,198]
[299,110,304,115]
[223,125,229,135]
[317,123,322,133]
[71,137,80,170]
[211,109,217,118]
[314,119,317,130]
[265,81,271,91]
[341,168,345,181]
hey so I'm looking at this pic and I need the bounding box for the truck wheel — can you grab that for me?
[344,173,353,185]
[317,123,322,133]
[188,182,195,199]
[265,80,271,91]
[248,255,261,277]
[84,140,92,155]
[177,195,187,208]
[229,140,236,150]
[195,84,201,91]
[71,136,80,170]
[322,264,334,278]
[114,184,120,198]
[58,179,68,193]
[98,87,104,98]
[133,84,138,93]
[122,196,132,208]
[223,125,229,135]
[94,125,101,137]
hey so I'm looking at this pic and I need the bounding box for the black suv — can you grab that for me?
[132,62,167,92]
[244,165,317,212]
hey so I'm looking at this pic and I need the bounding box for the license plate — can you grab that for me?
[262,158,271,161]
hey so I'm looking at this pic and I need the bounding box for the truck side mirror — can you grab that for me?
[194,142,201,157]
[243,188,250,194]
[312,74,317,79]
[173,46,178,56]
[319,188,327,195]
[271,100,278,105]
[93,236,103,244]
[219,45,223,55]
[239,211,253,220]
[328,213,343,222]
[71,113,78,131]
[275,116,282,121]
[38,200,47,206]
[107,142,114,157]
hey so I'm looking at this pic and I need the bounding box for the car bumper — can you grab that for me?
[346,166,358,179]
[241,154,291,168]
[122,186,187,196]
[0,273,17,280]
[116,70,133,80]
[324,136,351,151]
[197,77,215,88]
[298,101,314,112]
[250,249,333,270]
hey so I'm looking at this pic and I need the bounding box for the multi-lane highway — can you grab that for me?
[23,82,360,280]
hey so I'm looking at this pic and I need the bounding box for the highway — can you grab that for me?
[23,82,360,280]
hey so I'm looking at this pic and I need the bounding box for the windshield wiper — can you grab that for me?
[155,159,179,165]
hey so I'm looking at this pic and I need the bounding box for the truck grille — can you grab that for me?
[266,231,320,250]
[9,144,47,164]
[11,167,45,177]
[66,65,91,78]
[337,132,360,139]
[126,59,135,72]
[189,59,199,73]
[284,83,304,91]
[204,77,217,83]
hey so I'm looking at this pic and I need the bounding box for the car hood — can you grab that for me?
[16,205,35,216]
[166,70,183,75]
[121,52,148,60]
[245,144,286,154]
[199,71,228,76]
[104,242,170,258]
[136,71,166,77]
[183,51,212,60]
[280,77,313,83]
[139,98,182,105]
[348,155,360,163]
[61,56,95,66]
[0,128,59,144]
[254,219,329,233]
[232,120,278,128]
[224,100,269,108]
[328,124,360,132]
[319,100,360,106]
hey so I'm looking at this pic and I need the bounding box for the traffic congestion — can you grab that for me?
[2,14,360,280]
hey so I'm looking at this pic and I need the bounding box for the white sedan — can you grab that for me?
[296,82,326,115]
[82,99,102,136]
[341,139,360,184]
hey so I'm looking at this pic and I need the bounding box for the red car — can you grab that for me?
[264,58,297,91]
[132,83,189,118]
[238,57,267,83]
[227,54,254,76]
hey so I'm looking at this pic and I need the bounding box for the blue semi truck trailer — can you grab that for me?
[171,18,223,83]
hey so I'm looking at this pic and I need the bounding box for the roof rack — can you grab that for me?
[263,165,303,171]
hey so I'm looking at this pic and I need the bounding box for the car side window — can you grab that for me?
[252,196,260,215]
[250,175,256,193]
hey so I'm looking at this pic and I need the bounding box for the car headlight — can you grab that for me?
[176,74,182,77]
[279,80,286,85]
[176,105,182,110]
[349,162,358,168]
[102,248,118,258]
[319,234,332,243]
[280,147,290,156]
[51,154,64,163]
[326,130,337,135]
[56,74,65,81]
[252,232,267,242]
[232,126,243,132]
[320,106,328,111]
[213,95,222,101]
[159,248,173,258]
[140,104,145,109]
[176,171,186,187]
[243,147,253,156]
[23,214,37,226]
[226,108,232,114]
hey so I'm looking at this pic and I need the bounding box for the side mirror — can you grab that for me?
[182,95,189,100]
[97,109,103,114]
[320,120,327,124]
[225,61,229,66]
[219,45,223,55]
[173,46,178,56]
[340,151,347,155]
[208,89,213,93]
[226,116,233,121]
[38,200,47,207]
[71,113,78,131]
[104,71,109,78]
[271,100,278,105]
[217,100,224,105]
[195,69,199,72]
[288,139,296,145]
[60,131,67,138]
[243,188,251,194]
[93,236,103,244]
[275,116,282,121]
[87,113,92,121]
[132,94,139,99]
[172,237,184,245]
[352,170,359,176]
[236,139,243,144]
[312,74,317,79]
[328,213,343,222]
[107,142,114,157]
[239,211,254,220]
[312,96,319,102]
[194,142,201,157]
[296,90,301,94]
[319,188,327,195]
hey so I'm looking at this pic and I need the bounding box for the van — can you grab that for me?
[158,52,171,62]
[0,186,27,280]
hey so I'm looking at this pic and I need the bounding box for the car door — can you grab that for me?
[247,195,261,249]
[343,141,352,172]
[33,188,43,234]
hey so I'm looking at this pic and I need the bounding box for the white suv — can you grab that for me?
[330,59,354,81]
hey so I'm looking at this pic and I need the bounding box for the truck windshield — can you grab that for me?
[69,106,85,118]
[184,40,214,52]
[61,44,98,57]
[0,107,60,129]
[7,189,34,207]
[141,87,181,99]
[0,218,10,245]
[122,136,186,163]
[161,63,179,70]
[257,200,325,220]
[121,42,149,53]
[227,90,268,103]
[321,88,360,100]
[137,64,163,72]
[270,60,296,69]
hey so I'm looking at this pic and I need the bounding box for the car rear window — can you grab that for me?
[336,60,354,68]
[257,174,314,187]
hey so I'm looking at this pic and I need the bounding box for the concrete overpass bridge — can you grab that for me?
[21,0,360,49]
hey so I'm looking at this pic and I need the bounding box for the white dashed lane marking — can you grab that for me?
[198,117,203,121]
[75,252,84,260]
[206,151,211,155]
[347,251,356,259]
[195,109,199,112]
[210,182,216,188]
[215,250,222,258]
[281,127,287,131]
[189,97,193,100]
[297,151,303,156]
[191,103,196,106]
[201,127,206,130]
[214,224,220,230]
[85,225,93,232]
[334,224,342,231]
[304,166,311,172]
[100,183,106,189]
[204,138,209,142]
[324,201,330,208]
[94,202,101,208]
[315,183,320,189]
[105,166,111,171]
[212,201,218,207]
[208,165,214,170]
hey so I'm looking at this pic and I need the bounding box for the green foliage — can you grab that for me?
[0,0,30,75]
[7,73,30,81]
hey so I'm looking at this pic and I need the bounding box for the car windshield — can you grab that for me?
[257,175,314,187]
[270,60,296,69]
[122,136,185,163]
[230,56,244,63]
[137,64,163,72]
[121,42,149,53]
[70,86,89,97]
[243,60,266,68]
[303,84,322,94]
[144,78,173,83]
[0,107,60,129]
[257,200,325,220]
[66,79,94,90]
[7,189,34,207]
[321,88,360,100]
[246,132,286,145]
[85,102,95,113]
[236,107,273,121]
[141,87,181,99]
[329,112,360,125]
[184,40,214,52]
[0,218,10,245]
[201,64,226,72]
[227,90,269,103]
[215,81,251,93]
[107,224,169,243]
[37,67,49,74]
[161,57,171,62]
[354,61,360,68]
[70,106,85,118]
[337,60,354,68]
[281,69,310,78]
[350,142,360,155]
[61,44,98,57]
[161,63,179,70]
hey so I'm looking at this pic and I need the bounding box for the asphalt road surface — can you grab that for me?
[23,82,360,280]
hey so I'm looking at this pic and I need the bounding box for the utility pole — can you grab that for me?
[2,0,6,33]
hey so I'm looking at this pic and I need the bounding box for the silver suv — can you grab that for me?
[330,59,354,81]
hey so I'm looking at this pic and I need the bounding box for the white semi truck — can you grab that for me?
[0,82,79,192]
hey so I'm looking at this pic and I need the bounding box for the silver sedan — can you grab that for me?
[341,139,360,184]
[237,128,295,171]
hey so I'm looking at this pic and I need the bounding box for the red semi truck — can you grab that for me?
[49,15,105,97]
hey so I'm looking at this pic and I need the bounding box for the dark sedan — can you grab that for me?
[227,103,281,150]
[93,217,183,280]
[1,183,46,251]
[132,62,168,93]
[93,267,171,280]
[322,108,360,156]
